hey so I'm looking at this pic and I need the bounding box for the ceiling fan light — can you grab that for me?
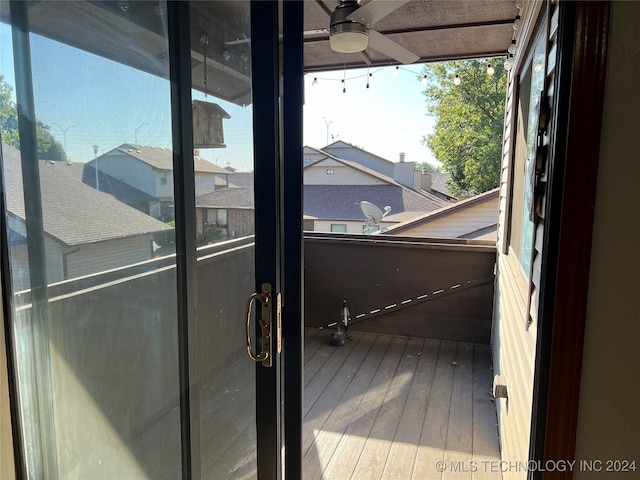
[330,29,368,53]
[329,2,368,54]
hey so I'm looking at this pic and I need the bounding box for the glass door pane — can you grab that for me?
[2,1,284,478]
[188,2,259,478]
[1,1,181,478]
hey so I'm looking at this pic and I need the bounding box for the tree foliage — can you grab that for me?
[1,75,67,161]
[415,161,443,173]
[421,59,507,196]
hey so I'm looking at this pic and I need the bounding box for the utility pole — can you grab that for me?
[53,123,74,159]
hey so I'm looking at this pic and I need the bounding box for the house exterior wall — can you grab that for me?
[388,196,498,239]
[195,171,221,197]
[64,236,155,279]
[196,208,205,238]
[227,209,254,238]
[6,231,153,287]
[304,163,386,186]
[323,143,394,177]
[312,219,394,234]
[492,1,548,477]
[7,217,65,289]
[574,2,640,474]
[94,152,160,197]
[302,147,326,166]
[227,172,254,188]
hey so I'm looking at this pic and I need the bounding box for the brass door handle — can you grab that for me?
[245,284,272,367]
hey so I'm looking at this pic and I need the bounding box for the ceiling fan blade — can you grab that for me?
[303,28,329,38]
[347,0,411,27]
[368,30,419,64]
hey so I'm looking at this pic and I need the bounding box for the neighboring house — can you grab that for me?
[307,142,431,193]
[86,143,230,221]
[2,143,172,291]
[196,187,254,241]
[304,152,445,233]
[320,140,396,177]
[416,171,457,201]
[226,172,254,188]
[382,187,499,240]
[81,167,161,218]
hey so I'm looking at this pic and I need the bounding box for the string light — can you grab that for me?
[304,62,502,92]
[505,54,514,70]
[513,15,522,31]
[508,39,517,55]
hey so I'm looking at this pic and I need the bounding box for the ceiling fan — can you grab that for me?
[326,0,419,64]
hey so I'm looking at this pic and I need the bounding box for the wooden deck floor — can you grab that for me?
[303,328,502,480]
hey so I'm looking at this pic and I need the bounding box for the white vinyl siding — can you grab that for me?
[391,197,498,239]
[64,236,154,280]
[304,163,386,185]
[313,220,394,234]
[322,142,395,177]
[94,152,160,197]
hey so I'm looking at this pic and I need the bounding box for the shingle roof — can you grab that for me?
[105,143,229,174]
[322,140,394,167]
[196,187,254,209]
[430,172,455,199]
[304,184,444,221]
[2,143,171,246]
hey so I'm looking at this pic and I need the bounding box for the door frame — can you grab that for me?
[250,1,284,479]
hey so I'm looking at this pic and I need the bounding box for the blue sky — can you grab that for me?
[2,23,436,171]
[303,65,436,165]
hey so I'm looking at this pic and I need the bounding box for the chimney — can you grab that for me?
[399,152,405,163]
[421,172,433,192]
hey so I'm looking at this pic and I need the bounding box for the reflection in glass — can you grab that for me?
[189,2,258,478]
[2,1,181,477]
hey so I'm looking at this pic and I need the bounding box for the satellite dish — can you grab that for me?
[359,201,384,223]
[359,201,391,233]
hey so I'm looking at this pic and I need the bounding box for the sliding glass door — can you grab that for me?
[0,1,286,478]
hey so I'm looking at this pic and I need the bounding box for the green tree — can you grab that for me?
[1,75,67,161]
[415,161,443,173]
[421,59,507,196]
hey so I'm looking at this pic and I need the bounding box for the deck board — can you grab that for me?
[196,329,501,479]
[304,329,502,480]
[381,338,439,480]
